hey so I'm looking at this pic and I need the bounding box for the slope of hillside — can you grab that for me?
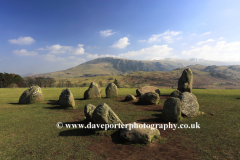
[51,64,240,89]
[36,57,204,78]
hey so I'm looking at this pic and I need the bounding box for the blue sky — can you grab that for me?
[1,0,240,75]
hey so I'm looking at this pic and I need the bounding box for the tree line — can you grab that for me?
[25,76,56,87]
[0,72,24,88]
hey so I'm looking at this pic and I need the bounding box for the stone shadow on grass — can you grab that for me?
[137,117,165,123]
[8,103,21,105]
[74,98,85,101]
[111,129,125,144]
[59,119,95,136]
[236,98,240,99]
[59,128,95,136]
[43,100,63,109]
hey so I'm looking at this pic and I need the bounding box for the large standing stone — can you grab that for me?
[92,103,123,125]
[84,82,101,99]
[177,68,193,93]
[124,94,136,101]
[181,92,199,117]
[162,97,181,122]
[84,104,96,121]
[19,86,44,104]
[105,83,118,98]
[59,89,75,109]
[170,90,183,99]
[120,123,160,144]
[138,92,160,105]
[136,86,160,97]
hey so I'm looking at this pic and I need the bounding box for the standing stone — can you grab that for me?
[177,68,193,93]
[181,92,199,117]
[105,83,118,98]
[84,104,96,121]
[136,86,160,97]
[120,123,160,144]
[19,86,44,104]
[124,94,136,101]
[92,103,123,125]
[59,89,75,109]
[138,92,160,105]
[162,97,181,122]
[84,82,101,99]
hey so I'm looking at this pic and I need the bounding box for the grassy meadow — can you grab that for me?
[0,87,240,159]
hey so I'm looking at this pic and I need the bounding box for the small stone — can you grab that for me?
[162,97,181,122]
[84,82,101,99]
[84,104,96,121]
[124,94,136,101]
[59,88,75,109]
[136,86,160,97]
[19,86,44,104]
[105,83,118,98]
[138,92,160,105]
[92,103,123,125]
[120,123,160,144]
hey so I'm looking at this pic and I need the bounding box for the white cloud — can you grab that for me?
[86,53,118,59]
[196,39,215,45]
[13,49,38,56]
[182,43,187,45]
[219,37,224,40]
[190,34,196,36]
[9,36,35,45]
[138,40,147,43]
[40,44,85,55]
[46,44,73,54]
[65,58,86,66]
[40,54,65,62]
[110,37,130,49]
[73,44,85,55]
[148,30,182,43]
[37,47,45,50]
[201,32,211,36]
[39,54,86,67]
[100,29,116,37]
[176,36,182,40]
[68,56,76,60]
[202,23,207,25]
[118,45,173,60]
[182,41,240,61]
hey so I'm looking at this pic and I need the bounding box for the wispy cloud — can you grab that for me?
[86,53,117,59]
[13,49,38,56]
[38,44,85,55]
[201,31,211,36]
[100,29,116,37]
[219,37,224,40]
[138,40,147,43]
[182,41,240,61]
[147,30,182,43]
[9,36,35,45]
[110,37,130,49]
[118,45,173,60]
[196,39,215,45]
[73,44,85,55]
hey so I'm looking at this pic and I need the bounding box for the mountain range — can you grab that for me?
[29,57,240,79]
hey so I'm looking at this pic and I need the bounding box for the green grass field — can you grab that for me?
[0,88,240,159]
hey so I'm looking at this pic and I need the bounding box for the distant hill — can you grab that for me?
[35,57,240,78]
[21,72,38,77]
